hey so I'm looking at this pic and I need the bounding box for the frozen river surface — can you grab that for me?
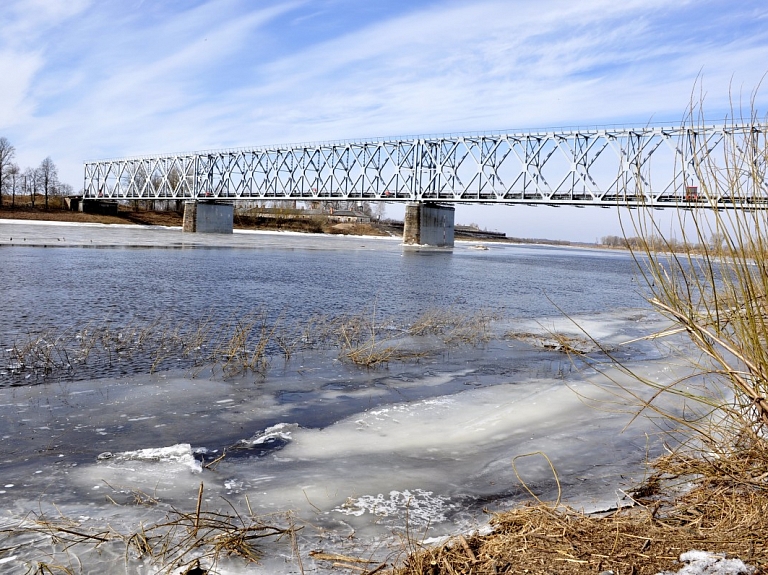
[0,220,680,574]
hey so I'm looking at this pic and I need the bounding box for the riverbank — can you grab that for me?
[0,205,454,241]
[0,217,403,251]
[0,218,611,259]
[0,204,593,246]
[392,445,768,574]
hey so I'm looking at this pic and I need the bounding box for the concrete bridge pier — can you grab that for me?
[183,201,234,233]
[403,202,455,247]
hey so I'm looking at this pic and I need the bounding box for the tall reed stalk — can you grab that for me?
[622,91,768,462]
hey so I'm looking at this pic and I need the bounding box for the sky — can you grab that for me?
[1,0,768,242]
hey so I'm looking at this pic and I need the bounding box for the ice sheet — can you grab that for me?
[0,307,692,574]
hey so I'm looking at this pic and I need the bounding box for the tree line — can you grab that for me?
[117,163,387,218]
[0,137,73,210]
[601,233,725,251]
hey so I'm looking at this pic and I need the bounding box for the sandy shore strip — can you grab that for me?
[0,219,403,250]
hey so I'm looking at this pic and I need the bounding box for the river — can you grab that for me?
[0,220,680,574]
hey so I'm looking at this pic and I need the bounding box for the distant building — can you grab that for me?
[327,209,371,223]
[232,205,371,224]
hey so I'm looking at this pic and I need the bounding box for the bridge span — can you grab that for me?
[82,122,768,246]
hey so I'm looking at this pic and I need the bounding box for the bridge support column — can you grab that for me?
[182,201,197,232]
[403,202,455,247]
[182,201,234,234]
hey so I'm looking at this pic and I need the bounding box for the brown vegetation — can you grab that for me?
[0,201,396,237]
[0,199,184,226]
[0,200,516,241]
[326,221,390,236]
[1,306,501,386]
[393,478,767,575]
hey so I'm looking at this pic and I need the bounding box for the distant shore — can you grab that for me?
[0,204,612,249]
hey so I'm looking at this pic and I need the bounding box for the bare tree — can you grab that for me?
[58,182,73,197]
[7,163,19,207]
[38,156,59,209]
[165,166,191,212]
[24,167,37,208]
[120,163,149,210]
[0,137,16,208]
[374,201,386,221]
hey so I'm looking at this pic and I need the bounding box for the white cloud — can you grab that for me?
[217,0,756,143]
[1,0,92,43]
[0,0,92,128]
[0,50,42,127]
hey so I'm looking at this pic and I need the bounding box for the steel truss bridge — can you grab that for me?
[83,123,768,208]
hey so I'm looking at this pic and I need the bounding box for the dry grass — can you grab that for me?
[393,481,768,575]
[627,101,768,428]
[332,306,498,367]
[326,222,389,236]
[1,320,177,382]
[1,306,501,385]
[335,307,429,367]
[392,443,768,575]
[505,330,599,355]
[534,93,768,462]
[1,311,290,384]
[209,311,279,376]
[408,308,497,346]
[3,484,293,575]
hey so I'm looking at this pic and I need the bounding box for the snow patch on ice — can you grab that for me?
[657,550,755,575]
[334,489,454,526]
[106,443,201,473]
[240,423,298,447]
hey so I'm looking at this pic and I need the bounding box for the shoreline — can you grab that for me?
[0,217,616,253]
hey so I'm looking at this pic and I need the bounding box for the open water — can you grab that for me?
[0,221,681,574]
[0,224,642,340]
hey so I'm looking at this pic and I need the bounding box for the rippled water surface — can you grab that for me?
[1,233,644,338]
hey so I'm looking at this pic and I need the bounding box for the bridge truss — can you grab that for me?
[83,123,768,208]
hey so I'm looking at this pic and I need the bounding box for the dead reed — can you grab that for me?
[505,330,598,355]
[335,306,409,367]
[334,306,499,367]
[392,484,768,575]
[601,94,768,457]
[0,311,287,384]
[208,310,280,376]
[408,308,497,346]
[3,483,293,574]
[1,305,505,385]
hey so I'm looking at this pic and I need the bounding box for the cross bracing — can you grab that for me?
[83,123,768,208]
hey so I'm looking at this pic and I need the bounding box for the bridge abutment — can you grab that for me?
[79,199,119,216]
[182,201,234,234]
[403,202,455,247]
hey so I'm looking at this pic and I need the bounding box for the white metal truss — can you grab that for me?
[83,123,768,208]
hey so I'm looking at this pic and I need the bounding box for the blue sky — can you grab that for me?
[2,0,768,241]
